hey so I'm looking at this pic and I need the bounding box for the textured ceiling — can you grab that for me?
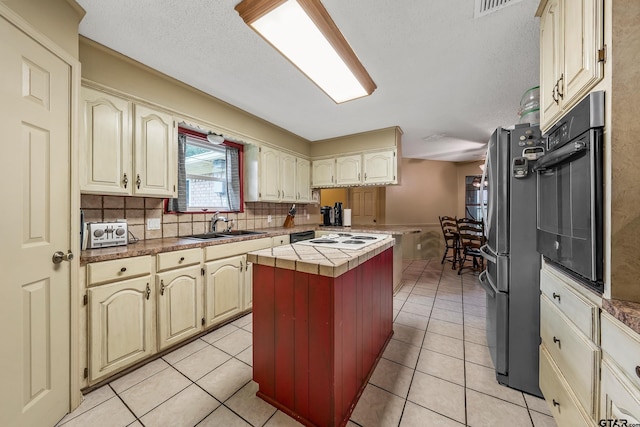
[76,0,540,162]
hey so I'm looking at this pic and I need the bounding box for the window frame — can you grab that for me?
[165,127,244,214]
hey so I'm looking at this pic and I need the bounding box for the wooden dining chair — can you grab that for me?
[456,217,485,275]
[438,216,459,269]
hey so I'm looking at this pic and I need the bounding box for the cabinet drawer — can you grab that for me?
[540,295,599,416]
[204,237,272,261]
[602,312,640,391]
[601,357,640,425]
[156,248,201,272]
[539,346,594,427]
[540,268,599,340]
[87,256,152,286]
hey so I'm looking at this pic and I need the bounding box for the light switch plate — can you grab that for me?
[267,215,272,223]
[147,218,161,230]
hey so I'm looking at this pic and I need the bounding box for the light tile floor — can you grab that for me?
[57,259,557,427]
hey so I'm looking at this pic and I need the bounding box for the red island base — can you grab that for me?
[252,247,394,427]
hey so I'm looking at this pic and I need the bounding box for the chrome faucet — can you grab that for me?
[211,212,227,232]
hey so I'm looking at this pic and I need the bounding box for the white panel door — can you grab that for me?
[280,152,296,202]
[0,12,72,427]
[363,150,396,184]
[336,155,361,186]
[259,145,280,201]
[539,0,562,130]
[296,157,312,202]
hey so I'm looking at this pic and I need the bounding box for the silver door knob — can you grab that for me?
[52,250,74,264]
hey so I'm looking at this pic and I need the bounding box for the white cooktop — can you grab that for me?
[294,232,390,250]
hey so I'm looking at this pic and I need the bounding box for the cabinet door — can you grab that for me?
[540,0,563,130]
[88,276,154,382]
[600,359,640,426]
[81,87,132,195]
[280,152,297,202]
[204,255,244,328]
[562,0,603,107]
[336,155,361,186]
[133,104,176,197]
[156,265,203,351]
[296,157,312,202]
[260,146,281,201]
[312,159,335,187]
[363,150,396,185]
[244,261,253,310]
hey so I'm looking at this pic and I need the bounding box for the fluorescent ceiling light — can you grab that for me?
[235,0,376,103]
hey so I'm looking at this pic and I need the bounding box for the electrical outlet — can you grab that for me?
[417,243,422,250]
[267,215,272,223]
[306,213,310,220]
[147,218,161,230]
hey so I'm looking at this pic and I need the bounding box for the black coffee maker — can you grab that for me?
[334,202,343,226]
[320,206,332,226]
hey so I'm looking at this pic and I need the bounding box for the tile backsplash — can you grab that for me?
[81,195,319,242]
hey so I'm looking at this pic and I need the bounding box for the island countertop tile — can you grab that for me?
[247,237,395,278]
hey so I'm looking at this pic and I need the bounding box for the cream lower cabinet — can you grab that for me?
[204,255,245,328]
[87,275,154,383]
[156,265,203,351]
[156,248,203,350]
[539,265,600,425]
[600,312,640,425]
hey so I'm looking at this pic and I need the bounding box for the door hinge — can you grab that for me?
[83,367,88,379]
[598,46,607,62]
[83,293,88,306]
[201,317,205,326]
[201,267,205,276]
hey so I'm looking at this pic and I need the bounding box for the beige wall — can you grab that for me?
[79,37,311,156]
[310,127,400,157]
[3,0,84,58]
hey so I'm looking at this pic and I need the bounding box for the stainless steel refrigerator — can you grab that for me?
[479,123,544,397]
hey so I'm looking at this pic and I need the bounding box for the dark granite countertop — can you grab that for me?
[602,298,640,335]
[80,224,413,265]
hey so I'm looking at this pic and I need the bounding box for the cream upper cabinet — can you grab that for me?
[81,87,131,194]
[538,0,604,131]
[363,150,397,185]
[296,157,312,202]
[312,158,335,187]
[204,255,244,328]
[280,151,297,202]
[156,264,203,351]
[336,155,361,186]
[133,104,177,197]
[245,144,312,202]
[87,275,154,383]
[80,86,177,197]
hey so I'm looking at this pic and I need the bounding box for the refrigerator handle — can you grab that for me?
[480,145,490,229]
[479,245,496,264]
[478,270,496,298]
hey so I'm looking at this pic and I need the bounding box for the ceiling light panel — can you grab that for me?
[236,0,376,103]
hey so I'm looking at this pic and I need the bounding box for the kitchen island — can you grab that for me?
[248,237,395,427]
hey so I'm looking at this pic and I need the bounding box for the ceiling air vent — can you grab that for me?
[474,0,525,18]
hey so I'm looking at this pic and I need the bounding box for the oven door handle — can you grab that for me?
[479,245,496,264]
[533,140,587,171]
[478,270,496,298]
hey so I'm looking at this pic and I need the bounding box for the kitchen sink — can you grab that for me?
[214,230,265,236]
[185,233,228,240]
[185,230,266,240]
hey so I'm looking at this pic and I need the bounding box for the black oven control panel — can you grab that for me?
[547,122,570,151]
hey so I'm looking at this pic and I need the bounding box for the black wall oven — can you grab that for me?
[534,91,605,292]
